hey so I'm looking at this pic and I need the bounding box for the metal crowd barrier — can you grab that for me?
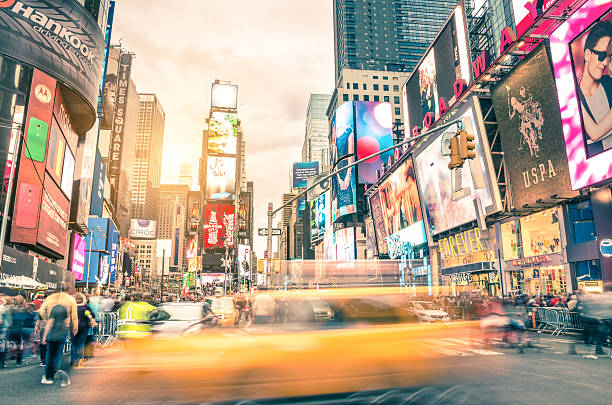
[535,307,582,335]
[96,311,119,348]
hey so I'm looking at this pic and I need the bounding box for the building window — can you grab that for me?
[362,83,367,90]
[352,83,358,90]
[394,96,400,104]
[373,84,379,90]
[373,75,378,79]
[374,95,380,101]
[353,94,359,101]
[383,76,388,80]
[346,83,350,89]
[364,95,370,101]
[342,94,349,101]
[575,260,602,282]
[568,201,596,244]
[383,84,389,91]
[393,85,399,92]
[394,107,401,115]
[384,96,389,102]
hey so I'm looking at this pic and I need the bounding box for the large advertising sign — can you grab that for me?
[129,219,156,239]
[335,227,356,261]
[0,0,105,120]
[108,52,133,180]
[317,190,330,240]
[331,157,356,221]
[238,191,251,232]
[402,5,471,134]
[369,191,389,255]
[331,102,354,164]
[365,217,376,260]
[186,236,198,259]
[36,175,69,254]
[89,149,105,216]
[206,156,236,200]
[293,161,319,188]
[413,97,501,236]
[101,46,119,130]
[355,102,394,184]
[203,204,235,249]
[493,44,576,208]
[550,0,612,189]
[211,83,238,109]
[378,157,426,246]
[207,111,238,155]
[70,233,85,281]
[11,69,56,247]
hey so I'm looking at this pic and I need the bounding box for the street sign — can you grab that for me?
[258,228,281,236]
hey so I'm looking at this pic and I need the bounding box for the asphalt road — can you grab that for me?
[1,332,611,405]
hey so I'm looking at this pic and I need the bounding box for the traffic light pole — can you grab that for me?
[264,118,462,288]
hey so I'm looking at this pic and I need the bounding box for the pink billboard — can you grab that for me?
[550,0,612,189]
[71,233,85,281]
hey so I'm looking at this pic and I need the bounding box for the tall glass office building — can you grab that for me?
[332,0,456,81]
[302,94,332,172]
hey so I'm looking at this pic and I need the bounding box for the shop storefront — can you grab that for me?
[438,227,500,297]
[500,208,569,296]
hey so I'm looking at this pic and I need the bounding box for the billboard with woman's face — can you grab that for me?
[550,0,612,189]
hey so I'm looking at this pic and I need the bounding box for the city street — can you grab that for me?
[1,332,612,404]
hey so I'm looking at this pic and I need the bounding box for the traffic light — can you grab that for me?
[448,135,462,169]
[459,130,476,160]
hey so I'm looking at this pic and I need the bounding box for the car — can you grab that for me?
[306,296,334,321]
[151,302,218,335]
[404,301,451,323]
[205,296,238,327]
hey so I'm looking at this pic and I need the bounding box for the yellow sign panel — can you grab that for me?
[257,258,280,273]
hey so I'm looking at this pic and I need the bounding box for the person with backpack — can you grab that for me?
[71,293,97,368]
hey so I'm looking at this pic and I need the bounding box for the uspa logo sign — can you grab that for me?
[129,219,157,239]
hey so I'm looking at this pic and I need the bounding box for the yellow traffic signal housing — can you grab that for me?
[448,135,463,169]
[459,130,476,160]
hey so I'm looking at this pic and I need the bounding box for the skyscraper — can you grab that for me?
[332,0,456,81]
[302,94,332,172]
[179,162,193,189]
[131,94,165,221]
[158,184,189,271]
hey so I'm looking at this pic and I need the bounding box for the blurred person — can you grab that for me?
[41,301,71,386]
[0,296,12,368]
[34,309,46,366]
[568,295,578,311]
[14,301,36,365]
[71,293,97,367]
[234,293,246,327]
[578,291,612,359]
[252,289,275,325]
[101,294,115,312]
[117,294,156,339]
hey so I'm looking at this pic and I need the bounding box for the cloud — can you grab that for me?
[113,0,334,257]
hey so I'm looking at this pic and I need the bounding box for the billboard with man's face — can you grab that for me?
[550,0,612,189]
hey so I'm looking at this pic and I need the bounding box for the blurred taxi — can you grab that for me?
[205,296,238,327]
[77,288,508,404]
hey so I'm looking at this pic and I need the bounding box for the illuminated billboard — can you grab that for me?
[331,157,356,221]
[203,204,235,249]
[293,161,319,188]
[369,191,389,255]
[335,227,356,261]
[129,219,157,239]
[211,83,238,109]
[413,97,501,236]
[331,102,354,164]
[355,102,394,184]
[550,0,612,189]
[365,217,376,260]
[37,175,70,255]
[378,157,426,246]
[206,156,236,200]
[207,111,238,155]
[492,44,576,208]
[402,5,471,134]
[186,236,198,259]
[70,233,85,281]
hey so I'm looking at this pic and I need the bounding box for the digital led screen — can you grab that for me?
[293,161,320,188]
[378,157,426,246]
[403,5,471,133]
[335,227,356,261]
[203,204,235,249]
[70,233,85,281]
[550,0,612,189]
[492,44,576,208]
[60,147,75,197]
[355,102,394,184]
[211,83,238,109]
[413,97,501,236]
[186,236,198,259]
[365,217,376,260]
[331,101,354,164]
[317,190,330,240]
[36,175,70,255]
[331,157,356,221]
[207,111,238,155]
[206,156,236,200]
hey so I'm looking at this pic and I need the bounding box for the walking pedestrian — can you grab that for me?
[71,293,97,368]
[0,295,12,369]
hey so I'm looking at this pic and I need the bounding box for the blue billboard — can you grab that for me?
[292,162,319,188]
[81,217,119,285]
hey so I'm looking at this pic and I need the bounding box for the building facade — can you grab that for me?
[158,184,189,271]
[179,162,193,189]
[131,93,165,221]
[332,0,456,81]
[302,94,332,172]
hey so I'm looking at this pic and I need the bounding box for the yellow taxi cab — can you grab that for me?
[205,296,238,327]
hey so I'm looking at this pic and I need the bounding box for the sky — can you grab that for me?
[113,1,334,257]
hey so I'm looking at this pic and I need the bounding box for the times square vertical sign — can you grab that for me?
[108,52,133,195]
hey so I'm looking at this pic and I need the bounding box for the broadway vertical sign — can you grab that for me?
[108,52,132,199]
